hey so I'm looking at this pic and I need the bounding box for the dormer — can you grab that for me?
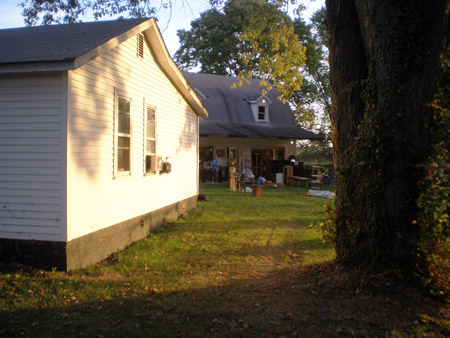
[249,95,272,123]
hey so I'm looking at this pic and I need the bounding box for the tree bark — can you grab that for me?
[326,0,450,270]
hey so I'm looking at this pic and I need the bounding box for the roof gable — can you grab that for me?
[0,18,149,67]
[248,95,272,105]
[0,19,208,118]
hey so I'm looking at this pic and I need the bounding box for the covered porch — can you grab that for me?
[199,137,300,183]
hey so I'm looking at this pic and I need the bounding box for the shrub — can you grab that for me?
[415,47,450,297]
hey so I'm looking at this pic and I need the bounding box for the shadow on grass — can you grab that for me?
[1,262,449,337]
[1,184,448,337]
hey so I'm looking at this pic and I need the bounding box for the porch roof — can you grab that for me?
[200,119,323,140]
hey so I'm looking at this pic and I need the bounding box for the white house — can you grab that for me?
[0,18,208,270]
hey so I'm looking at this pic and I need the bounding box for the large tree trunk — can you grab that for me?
[326,0,450,270]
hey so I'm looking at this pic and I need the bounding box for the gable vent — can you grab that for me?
[137,33,144,58]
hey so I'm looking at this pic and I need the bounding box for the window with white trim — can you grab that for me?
[250,96,271,123]
[117,96,131,173]
[145,105,156,157]
[258,105,266,121]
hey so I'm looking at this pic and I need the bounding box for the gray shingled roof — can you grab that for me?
[183,72,323,140]
[0,18,149,65]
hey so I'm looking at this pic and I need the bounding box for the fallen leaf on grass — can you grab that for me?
[212,318,224,325]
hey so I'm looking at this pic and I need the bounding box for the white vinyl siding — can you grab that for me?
[0,72,65,241]
[67,34,199,240]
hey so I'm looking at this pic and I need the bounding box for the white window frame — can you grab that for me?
[257,105,267,122]
[144,103,157,175]
[114,90,132,177]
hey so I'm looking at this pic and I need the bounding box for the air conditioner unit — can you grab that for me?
[163,161,172,174]
[145,155,157,172]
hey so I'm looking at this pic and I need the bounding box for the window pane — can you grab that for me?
[118,136,130,171]
[119,111,130,134]
[116,97,131,173]
[147,107,155,121]
[119,97,130,114]
[149,140,155,154]
[118,136,130,148]
[258,105,266,120]
[118,97,130,134]
[147,123,155,139]
[118,149,130,171]
[146,140,156,155]
[146,107,155,138]
[145,105,156,158]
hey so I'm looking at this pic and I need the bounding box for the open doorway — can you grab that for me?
[252,147,285,181]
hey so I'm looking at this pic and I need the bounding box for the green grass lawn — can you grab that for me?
[1,184,449,337]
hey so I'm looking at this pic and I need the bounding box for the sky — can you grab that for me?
[0,0,324,56]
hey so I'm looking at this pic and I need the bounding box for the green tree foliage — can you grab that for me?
[175,7,242,76]
[415,47,450,296]
[292,7,331,133]
[291,7,332,159]
[296,139,332,166]
[175,0,306,103]
[20,0,170,25]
